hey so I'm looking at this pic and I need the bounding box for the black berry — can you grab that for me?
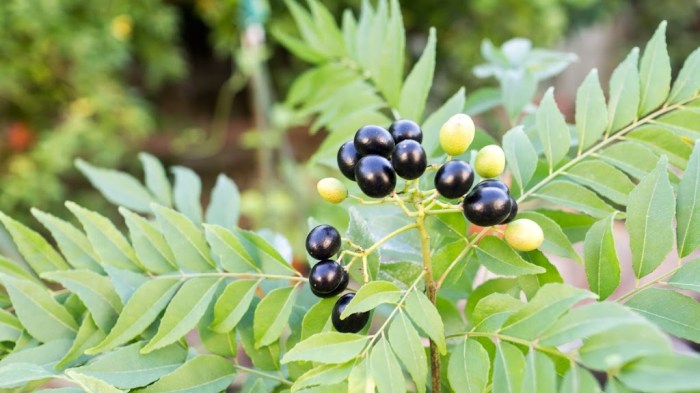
[501,197,518,224]
[309,260,348,298]
[305,225,341,260]
[391,140,427,180]
[388,119,423,143]
[332,293,370,333]
[475,179,510,194]
[355,155,396,198]
[354,125,395,157]
[337,141,361,181]
[462,186,513,227]
[435,160,475,199]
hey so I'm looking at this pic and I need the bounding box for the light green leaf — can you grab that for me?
[605,379,633,393]
[76,159,155,214]
[119,208,177,274]
[669,47,700,104]
[583,213,620,300]
[607,48,640,133]
[0,338,73,367]
[619,353,700,392]
[205,174,240,229]
[292,363,353,392]
[171,166,203,225]
[676,141,700,257]
[398,28,435,120]
[654,107,700,139]
[0,211,69,274]
[86,277,181,354]
[422,88,466,157]
[627,126,692,169]
[0,275,77,342]
[626,157,675,278]
[136,355,235,393]
[236,229,298,275]
[472,292,523,332]
[0,255,39,283]
[579,324,670,370]
[104,266,149,304]
[0,363,55,388]
[282,332,369,364]
[492,341,526,393]
[371,337,405,393]
[341,281,401,319]
[404,290,446,355]
[301,298,336,340]
[211,279,259,333]
[139,152,172,207]
[448,338,490,393]
[348,357,375,393]
[41,270,123,332]
[598,141,659,180]
[522,350,556,393]
[32,209,102,273]
[535,181,616,219]
[501,70,537,122]
[0,308,22,343]
[536,87,571,171]
[374,0,404,107]
[152,204,216,272]
[204,225,258,273]
[638,21,671,115]
[626,288,700,343]
[254,286,297,348]
[518,251,563,300]
[560,367,601,393]
[576,69,608,151]
[669,258,700,292]
[66,370,124,393]
[388,312,427,393]
[475,236,545,276]
[503,126,538,192]
[142,277,221,353]
[56,315,106,369]
[518,211,580,262]
[565,160,635,206]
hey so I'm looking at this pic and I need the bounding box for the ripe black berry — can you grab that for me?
[354,125,395,157]
[388,119,423,143]
[391,140,427,180]
[332,293,370,333]
[337,141,361,181]
[306,225,341,260]
[309,260,348,298]
[435,160,475,199]
[475,179,510,194]
[501,197,518,224]
[355,155,396,198]
[462,186,513,227]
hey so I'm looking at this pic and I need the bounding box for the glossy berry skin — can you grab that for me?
[475,179,510,194]
[501,197,518,224]
[391,140,427,180]
[462,186,513,227]
[434,160,475,199]
[337,141,361,181]
[306,225,341,260]
[388,119,423,143]
[309,260,348,298]
[332,293,370,333]
[355,155,396,198]
[354,125,395,157]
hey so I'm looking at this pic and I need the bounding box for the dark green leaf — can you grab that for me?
[583,213,620,300]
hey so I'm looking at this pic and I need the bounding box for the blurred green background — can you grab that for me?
[1,0,698,259]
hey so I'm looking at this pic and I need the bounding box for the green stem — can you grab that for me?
[234,364,294,386]
[364,222,418,254]
[615,262,683,303]
[447,331,578,363]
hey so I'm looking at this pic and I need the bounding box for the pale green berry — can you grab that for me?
[475,145,506,179]
[439,114,475,156]
[317,177,348,204]
[505,219,544,251]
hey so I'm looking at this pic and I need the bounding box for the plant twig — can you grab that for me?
[234,364,294,386]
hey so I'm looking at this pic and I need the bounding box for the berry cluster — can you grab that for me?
[305,225,369,333]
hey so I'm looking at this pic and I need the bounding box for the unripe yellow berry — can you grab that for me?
[317,177,348,204]
[439,114,475,156]
[475,145,506,178]
[505,219,544,252]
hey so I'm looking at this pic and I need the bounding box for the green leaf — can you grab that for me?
[598,141,660,180]
[475,236,545,276]
[500,283,595,340]
[67,202,142,272]
[204,225,258,273]
[677,141,700,257]
[41,270,123,332]
[152,204,216,272]
[73,341,187,389]
[211,279,259,333]
[560,367,601,393]
[205,174,240,229]
[535,181,616,219]
[66,370,124,393]
[626,288,700,343]
[282,332,369,364]
[579,324,670,370]
[371,337,405,393]
[32,209,102,273]
[388,312,427,393]
[472,293,523,332]
[422,88,466,157]
[626,157,675,278]
[607,48,640,133]
[575,69,608,151]
[518,211,579,262]
[138,152,172,207]
[0,275,77,342]
[0,255,39,283]
[236,229,298,275]
[627,126,692,169]
[136,355,235,393]
[583,213,620,300]
[0,308,22,343]
[348,357,374,393]
[503,126,538,192]
[374,0,404,107]
[306,0,344,58]
[398,28,435,120]
[237,298,280,371]
[0,211,69,274]
[565,160,635,206]
[448,338,490,393]
[273,27,326,64]
[293,363,353,392]
[518,250,564,300]
[522,350,556,393]
[638,21,671,115]
[668,47,700,104]
[669,258,700,292]
[536,87,570,172]
[0,363,55,388]
[619,353,700,392]
[171,166,203,225]
[75,159,155,213]
[56,315,106,369]
[254,286,297,348]
[654,107,700,139]
[86,277,181,354]
[492,341,526,393]
[142,277,220,353]
[501,70,537,122]
[119,208,177,274]
[340,280,401,319]
[0,338,73,367]
[404,290,446,355]
[104,266,149,304]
